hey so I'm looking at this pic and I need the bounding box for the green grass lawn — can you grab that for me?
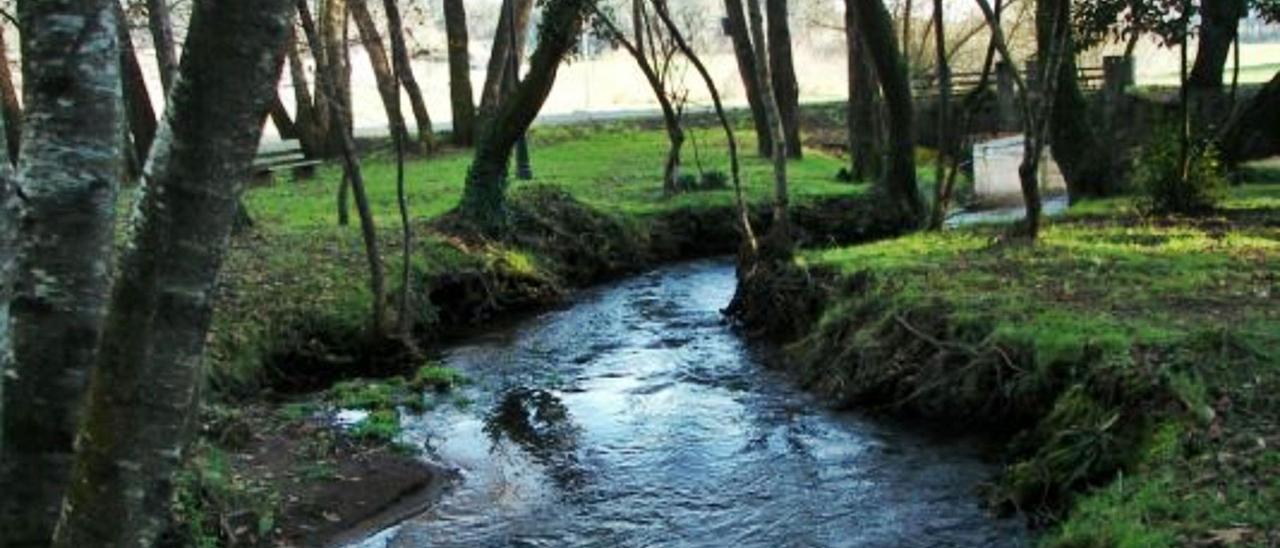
[800,179,1280,547]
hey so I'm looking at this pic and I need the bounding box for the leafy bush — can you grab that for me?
[676,173,699,193]
[1133,130,1227,215]
[699,170,729,190]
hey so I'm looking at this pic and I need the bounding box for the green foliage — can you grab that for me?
[172,445,278,548]
[350,409,402,443]
[411,364,467,392]
[1133,131,1227,215]
[699,169,729,190]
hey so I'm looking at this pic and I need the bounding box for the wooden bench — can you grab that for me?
[253,139,320,180]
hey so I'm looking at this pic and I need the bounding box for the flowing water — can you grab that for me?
[353,260,1028,548]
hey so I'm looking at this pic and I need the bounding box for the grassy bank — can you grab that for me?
[787,180,1280,545]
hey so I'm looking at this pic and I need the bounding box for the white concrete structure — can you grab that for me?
[972,134,1067,204]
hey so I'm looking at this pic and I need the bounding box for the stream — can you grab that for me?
[352,259,1028,547]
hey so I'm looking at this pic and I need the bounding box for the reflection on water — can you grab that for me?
[353,260,1028,548]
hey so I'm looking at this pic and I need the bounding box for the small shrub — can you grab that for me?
[411,364,466,392]
[699,170,729,190]
[351,409,401,442]
[676,173,699,192]
[1133,130,1227,215]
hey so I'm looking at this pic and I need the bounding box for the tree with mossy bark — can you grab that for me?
[0,1,124,544]
[766,0,802,160]
[1038,0,1113,201]
[445,0,478,146]
[850,0,924,226]
[479,0,535,123]
[51,1,296,544]
[723,0,774,158]
[459,0,599,234]
[844,0,881,183]
[746,0,792,255]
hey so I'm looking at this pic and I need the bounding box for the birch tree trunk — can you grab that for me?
[723,0,773,157]
[383,0,435,153]
[0,1,123,545]
[0,27,21,165]
[765,0,802,159]
[851,0,924,225]
[444,0,477,146]
[350,0,412,148]
[746,0,791,256]
[51,1,295,545]
[147,0,179,93]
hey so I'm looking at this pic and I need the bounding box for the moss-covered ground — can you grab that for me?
[793,177,1280,546]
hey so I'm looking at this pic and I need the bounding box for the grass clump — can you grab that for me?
[411,363,466,392]
[172,444,278,547]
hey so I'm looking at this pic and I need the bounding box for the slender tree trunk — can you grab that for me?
[288,31,324,154]
[652,0,758,255]
[0,27,22,165]
[724,0,773,157]
[383,0,435,153]
[0,1,124,545]
[746,0,791,256]
[443,0,477,146]
[321,0,351,154]
[765,0,802,159]
[146,0,179,93]
[390,33,413,337]
[901,0,912,74]
[117,1,159,169]
[1189,0,1246,90]
[350,0,412,147]
[593,1,685,194]
[298,0,332,153]
[845,0,879,182]
[927,0,951,230]
[323,0,385,331]
[852,0,924,224]
[478,0,534,122]
[0,98,15,456]
[460,0,592,233]
[51,2,295,545]
[1037,0,1110,200]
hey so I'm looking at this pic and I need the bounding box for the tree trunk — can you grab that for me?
[0,1,124,546]
[383,0,435,153]
[844,0,880,182]
[272,92,299,139]
[723,0,773,157]
[1218,70,1280,168]
[350,0,412,147]
[478,0,534,123]
[746,0,791,256]
[146,0,179,93]
[444,0,477,146]
[460,0,591,233]
[927,0,951,230]
[593,1,684,194]
[765,0,802,159]
[320,0,351,154]
[288,31,324,155]
[1189,0,1246,90]
[117,1,159,169]
[653,0,758,255]
[0,27,22,165]
[0,99,15,460]
[1037,0,1110,201]
[851,0,923,224]
[297,0,331,153]
[50,2,295,545]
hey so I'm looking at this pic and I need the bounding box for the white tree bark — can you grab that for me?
[51,0,296,545]
[0,2,124,545]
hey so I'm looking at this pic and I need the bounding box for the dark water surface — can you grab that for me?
[353,260,1027,548]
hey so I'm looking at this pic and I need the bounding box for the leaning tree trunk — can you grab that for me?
[288,30,324,155]
[746,0,791,256]
[1219,70,1280,169]
[1036,0,1111,201]
[298,0,333,155]
[444,0,477,146]
[765,0,802,159]
[724,0,773,157]
[844,0,880,182]
[147,0,179,93]
[592,1,685,194]
[653,0,758,255]
[0,27,21,165]
[350,0,412,148]
[460,0,592,233]
[50,2,295,545]
[0,104,15,454]
[851,0,924,225]
[478,0,534,120]
[1189,0,1246,90]
[117,0,159,170]
[0,1,124,546]
[383,0,435,153]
